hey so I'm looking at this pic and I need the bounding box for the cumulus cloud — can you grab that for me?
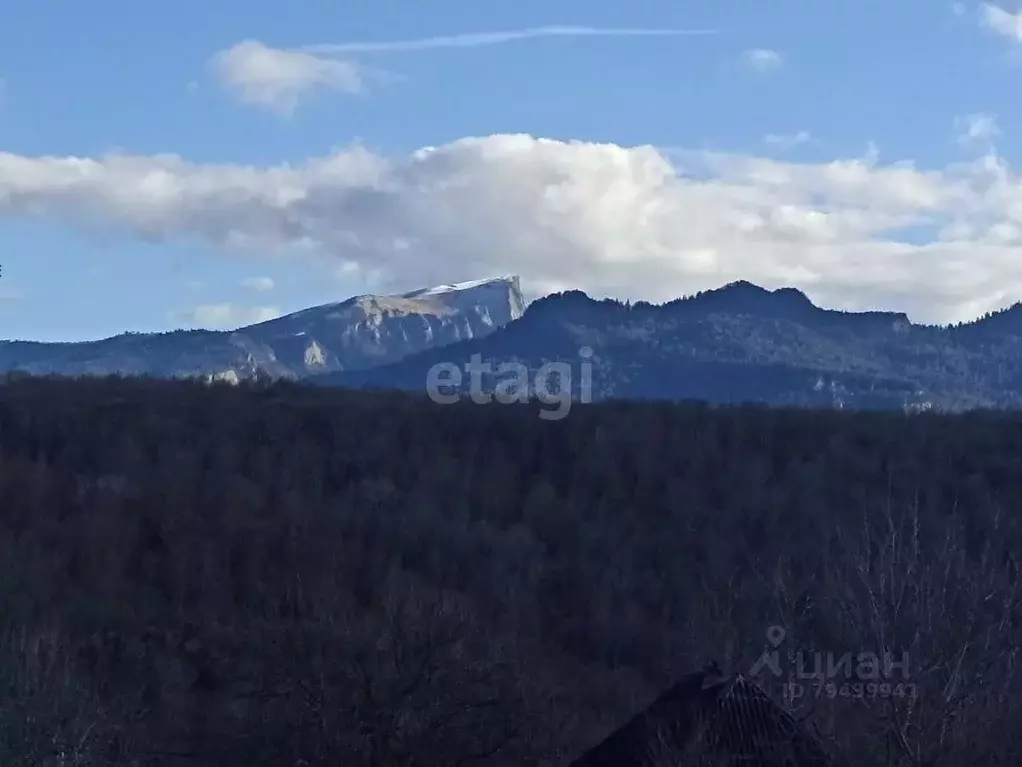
[980,3,1022,41]
[302,26,716,55]
[178,304,281,329]
[211,40,363,114]
[242,276,275,292]
[742,48,783,74]
[7,133,1022,323]
[955,112,1000,146]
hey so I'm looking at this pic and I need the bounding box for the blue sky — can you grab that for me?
[1,0,1021,339]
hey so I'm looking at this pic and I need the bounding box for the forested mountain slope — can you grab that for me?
[320,280,1022,411]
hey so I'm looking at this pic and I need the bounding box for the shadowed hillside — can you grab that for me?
[319,281,1022,411]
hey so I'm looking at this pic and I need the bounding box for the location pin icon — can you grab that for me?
[766,625,786,647]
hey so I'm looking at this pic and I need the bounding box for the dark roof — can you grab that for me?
[570,663,834,766]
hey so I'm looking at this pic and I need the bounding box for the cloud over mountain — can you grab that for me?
[177,303,281,329]
[3,133,1022,323]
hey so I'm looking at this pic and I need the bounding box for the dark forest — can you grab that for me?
[0,375,1019,765]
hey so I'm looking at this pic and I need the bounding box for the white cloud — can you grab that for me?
[980,3,1022,41]
[763,131,812,149]
[242,276,275,292]
[302,26,716,55]
[8,133,1022,323]
[955,112,1000,145]
[178,304,281,329]
[742,48,783,74]
[210,40,363,115]
[213,28,712,113]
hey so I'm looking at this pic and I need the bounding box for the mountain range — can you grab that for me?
[10,274,1022,410]
[313,280,1022,412]
[0,276,526,383]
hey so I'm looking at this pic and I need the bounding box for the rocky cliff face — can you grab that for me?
[245,275,526,376]
[0,276,526,381]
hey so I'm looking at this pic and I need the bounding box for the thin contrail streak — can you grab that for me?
[302,26,718,54]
